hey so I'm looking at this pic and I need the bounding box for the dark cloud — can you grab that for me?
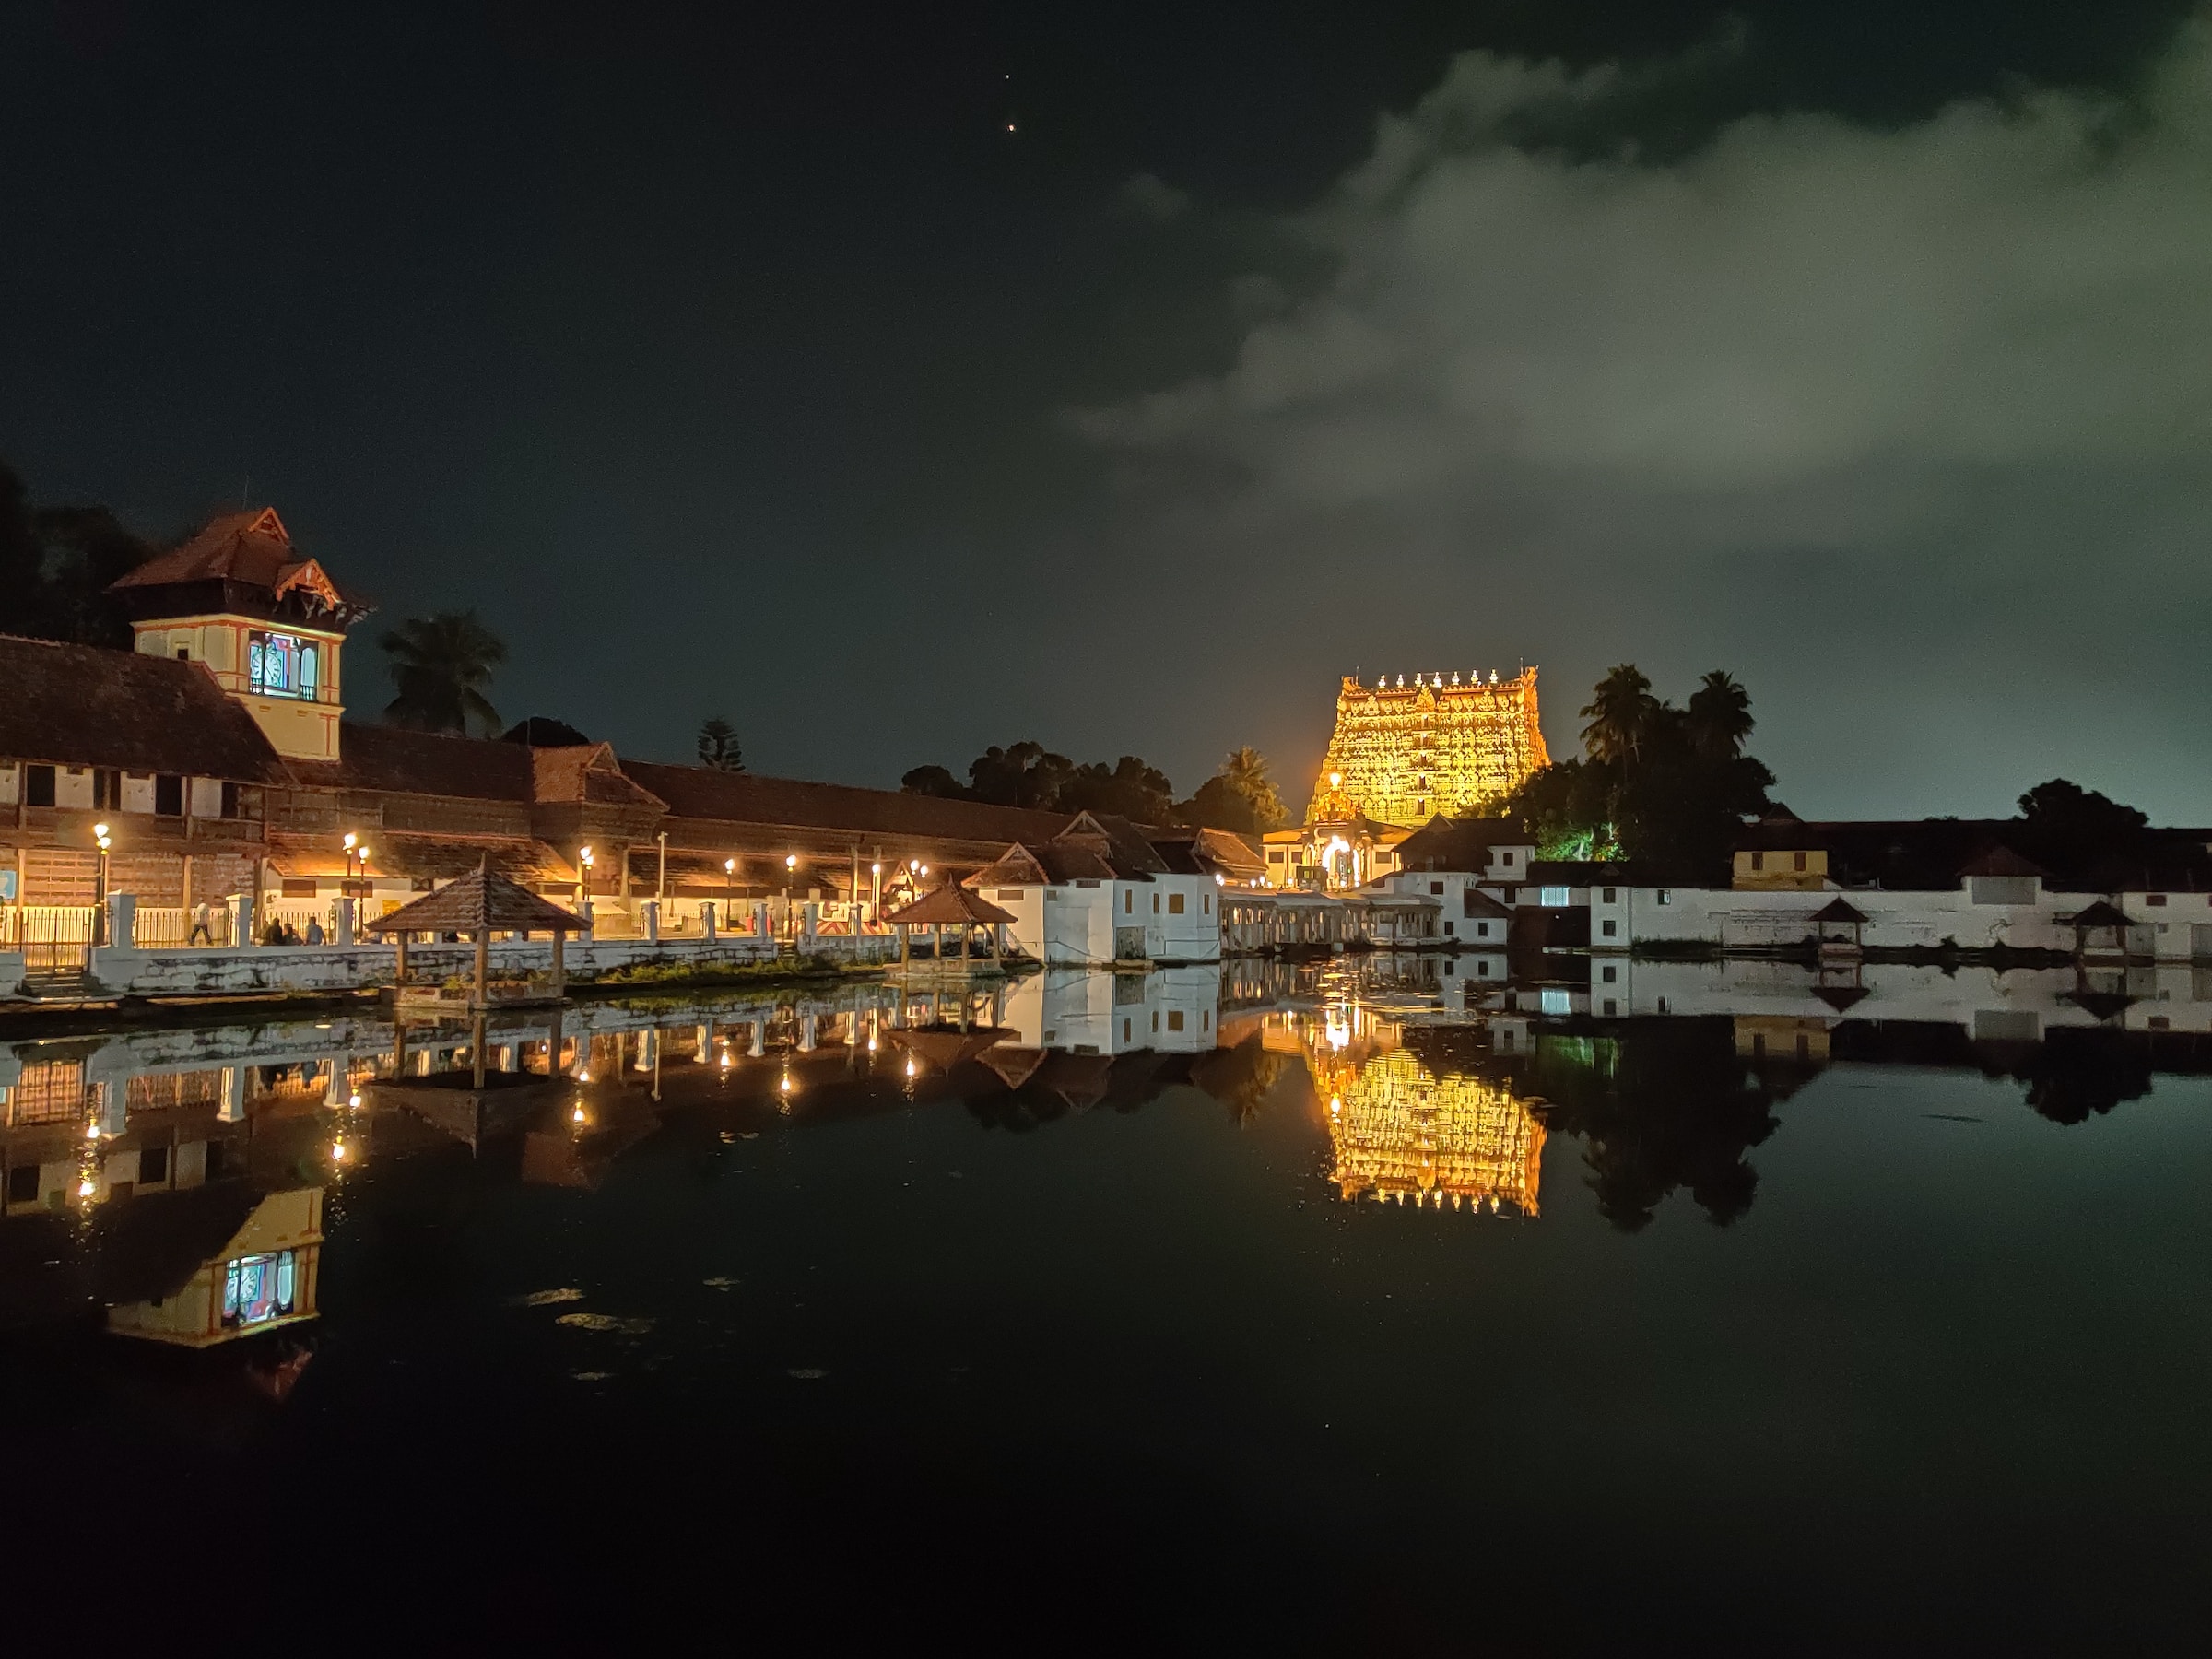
[1083,16,2212,818]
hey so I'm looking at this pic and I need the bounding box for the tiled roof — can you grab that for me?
[884,883,1018,927]
[112,508,297,589]
[0,634,289,782]
[618,760,1075,846]
[1392,814,1533,871]
[289,724,537,801]
[969,842,1120,886]
[362,866,584,935]
[1058,812,1168,877]
[532,743,665,808]
[267,832,572,883]
[1958,843,2046,878]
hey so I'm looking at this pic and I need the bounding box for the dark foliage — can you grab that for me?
[696,716,744,772]
[900,764,968,798]
[1181,747,1289,834]
[0,459,156,646]
[1504,664,1774,881]
[381,611,506,735]
[2012,778,2150,875]
[901,740,1177,823]
[502,716,591,747]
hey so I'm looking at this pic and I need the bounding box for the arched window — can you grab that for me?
[300,645,318,697]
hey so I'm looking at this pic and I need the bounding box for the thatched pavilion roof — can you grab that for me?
[883,883,1017,927]
[362,867,585,935]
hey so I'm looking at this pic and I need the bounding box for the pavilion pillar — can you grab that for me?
[993,924,1004,968]
[474,924,490,1010]
[394,934,409,987]
[900,924,909,965]
[471,1011,487,1090]
[550,929,566,999]
[959,922,969,966]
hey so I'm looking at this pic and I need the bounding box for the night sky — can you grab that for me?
[5,1,2206,818]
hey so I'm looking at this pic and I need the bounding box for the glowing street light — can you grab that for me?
[578,845,594,903]
[92,821,112,943]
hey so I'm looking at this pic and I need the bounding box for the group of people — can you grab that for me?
[259,915,327,947]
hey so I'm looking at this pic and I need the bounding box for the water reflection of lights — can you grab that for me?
[347,1092,362,1110]
[720,1051,732,1070]
[329,1138,348,1162]
[903,1057,917,1078]
[572,1105,588,1124]
[1324,1011,1351,1052]
[1324,1049,1544,1217]
[83,1119,100,1140]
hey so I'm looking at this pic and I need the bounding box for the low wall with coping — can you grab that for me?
[1,929,902,1004]
[1626,887,2078,953]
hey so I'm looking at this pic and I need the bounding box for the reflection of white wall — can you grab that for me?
[996,967,1224,1053]
[1592,959,2212,1033]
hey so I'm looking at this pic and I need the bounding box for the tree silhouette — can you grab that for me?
[0,460,155,646]
[380,611,506,735]
[1580,664,1663,768]
[696,716,744,771]
[502,716,589,747]
[1686,670,1754,760]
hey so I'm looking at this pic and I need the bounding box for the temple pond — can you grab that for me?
[2,958,2208,1650]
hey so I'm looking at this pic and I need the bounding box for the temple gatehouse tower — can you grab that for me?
[1307,668,1549,829]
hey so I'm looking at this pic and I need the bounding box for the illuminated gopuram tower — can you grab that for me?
[1307,668,1548,827]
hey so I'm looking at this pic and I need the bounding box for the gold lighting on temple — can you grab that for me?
[1324,1049,1546,1214]
[1308,668,1548,828]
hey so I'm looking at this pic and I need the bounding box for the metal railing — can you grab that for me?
[131,907,238,949]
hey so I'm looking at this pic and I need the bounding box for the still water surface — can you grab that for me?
[4,959,2208,1650]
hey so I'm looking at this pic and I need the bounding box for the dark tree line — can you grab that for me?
[902,741,1290,832]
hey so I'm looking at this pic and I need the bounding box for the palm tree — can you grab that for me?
[381,611,506,735]
[1580,664,1660,767]
[1686,671,1754,760]
[1219,747,1289,830]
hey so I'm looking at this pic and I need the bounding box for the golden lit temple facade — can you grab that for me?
[1307,669,1549,828]
[1321,1047,1546,1214]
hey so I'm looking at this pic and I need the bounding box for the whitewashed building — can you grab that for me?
[966,812,1227,967]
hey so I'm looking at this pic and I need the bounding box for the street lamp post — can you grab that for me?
[578,845,594,905]
[724,857,736,916]
[92,822,111,946]
[783,853,797,941]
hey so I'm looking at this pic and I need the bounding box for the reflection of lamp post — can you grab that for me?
[93,821,112,944]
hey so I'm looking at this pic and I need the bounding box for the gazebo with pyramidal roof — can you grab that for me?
[882,881,1017,969]
[363,865,586,1007]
